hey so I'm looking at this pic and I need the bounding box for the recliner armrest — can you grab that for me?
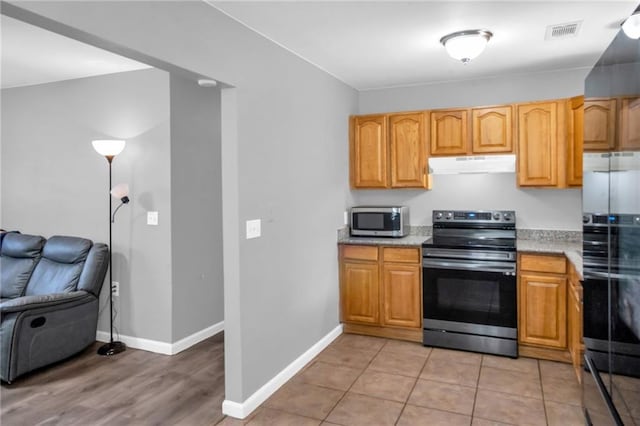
[0,291,92,314]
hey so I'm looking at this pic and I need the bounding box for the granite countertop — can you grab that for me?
[338,234,431,247]
[517,239,583,279]
[337,226,583,278]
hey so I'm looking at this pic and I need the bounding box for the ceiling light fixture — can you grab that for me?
[622,11,640,39]
[440,29,493,64]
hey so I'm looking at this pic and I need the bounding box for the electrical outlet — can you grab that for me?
[344,211,349,225]
[112,281,120,297]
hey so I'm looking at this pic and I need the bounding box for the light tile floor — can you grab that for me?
[217,334,585,426]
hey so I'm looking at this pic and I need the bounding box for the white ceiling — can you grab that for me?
[0,15,151,89]
[1,2,636,91]
[210,0,639,90]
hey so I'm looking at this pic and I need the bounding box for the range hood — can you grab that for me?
[428,154,516,175]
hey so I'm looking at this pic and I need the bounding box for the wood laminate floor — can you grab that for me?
[0,332,225,426]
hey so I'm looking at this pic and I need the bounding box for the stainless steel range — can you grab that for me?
[422,210,518,357]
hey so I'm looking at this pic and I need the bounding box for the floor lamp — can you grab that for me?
[92,139,128,356]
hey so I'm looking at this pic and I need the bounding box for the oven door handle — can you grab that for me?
[422,258,516,274]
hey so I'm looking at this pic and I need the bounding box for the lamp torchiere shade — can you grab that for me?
[92,140,126,158]
[110,183,130,200]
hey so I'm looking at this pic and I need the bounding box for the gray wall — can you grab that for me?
[8,1,358,403]
[170,74,224,340]
[0,68,174,341]
[357,68,588,230]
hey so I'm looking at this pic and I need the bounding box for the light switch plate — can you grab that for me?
[246,219,261,239]
[344,211,349,225]
[147,211,159,226]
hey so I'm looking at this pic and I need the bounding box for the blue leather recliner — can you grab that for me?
[0,232,108,383]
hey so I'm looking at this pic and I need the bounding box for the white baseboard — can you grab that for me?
[96,320,224,355]
[171,321,225,354]
[222,324,343,419]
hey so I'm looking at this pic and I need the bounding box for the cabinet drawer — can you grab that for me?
[342,245,379,261]
[520,253,566,274]
[382,247,420,263]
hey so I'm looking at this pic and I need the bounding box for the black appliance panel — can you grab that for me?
[352,212,400,231]
[423,265,517,329]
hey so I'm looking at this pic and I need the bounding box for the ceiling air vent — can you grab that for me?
[545,21,582,40]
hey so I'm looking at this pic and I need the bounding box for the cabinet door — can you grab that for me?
[382,263,421,328]
[568,280,582,381]
[351,115,388,188]
[567,96,583,187]
[583,98,616,152]
[341,261,380,324]
[517,102,559,187]
[472,106,513,153]
[430,110,469,156]
[620,97,640,150]
[389,113,428,188]
[518,273,567,348]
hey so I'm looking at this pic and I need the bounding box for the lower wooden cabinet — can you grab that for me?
[567,262,583,382]
[342,260,379,324]
[339,244,422,342]
[518,253,570,360]
[382,263,421,328]
[519,273,567,348]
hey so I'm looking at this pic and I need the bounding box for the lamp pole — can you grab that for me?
[97,154,126,356]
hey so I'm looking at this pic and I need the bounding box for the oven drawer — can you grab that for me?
[520,253,566,274]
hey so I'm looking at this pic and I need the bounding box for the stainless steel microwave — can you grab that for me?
[350,206,409,238]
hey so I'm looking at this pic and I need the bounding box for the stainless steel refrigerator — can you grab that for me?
[582,14,640,425]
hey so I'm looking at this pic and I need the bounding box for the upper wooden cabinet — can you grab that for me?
[582,96,640,152]
[583,98,617,152]
[517,101,560,187]
[430,109,469,156]
[389,113,429,188]
[620,97,640,150]
[516,99,581,188]
[350,113,429,189]
[351,115,388,188]
[567,96,584,187]
[472,106,513,153]
[350,96,583,190]
[429,106,513,156]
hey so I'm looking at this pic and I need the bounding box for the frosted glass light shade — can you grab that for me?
[440,30,493,64]
[92,139,126,157]
[110,183,129,199]
[622,12,640,39]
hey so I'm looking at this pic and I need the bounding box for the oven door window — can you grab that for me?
[423,267,516,328]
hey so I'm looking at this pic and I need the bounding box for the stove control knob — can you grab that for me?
[583,215,591,224]
[446,212,453,220]
[503,212,513,221]
[493,212,501,221]
[435,212,443,220]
